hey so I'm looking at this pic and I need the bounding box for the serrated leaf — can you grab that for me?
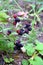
[24,44,35,56]
[29,56,43,65]
[27,48,35,56]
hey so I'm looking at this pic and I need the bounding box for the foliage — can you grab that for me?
[29,56,43,65]
[22,40,43,65]
[0,0,22,11]
[0,0,43,65]
[0,11,10,23]
[22,59,29,65]
[24,44,35,56]
[4,56,14,63]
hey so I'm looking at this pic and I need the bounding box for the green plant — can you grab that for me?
[0,0,43,65]
[22,40,43,65]
[0,0,23,11]
[22,59,29,65]
[3,56,14,63]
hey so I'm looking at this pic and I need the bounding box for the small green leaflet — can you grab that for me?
[7,42,14,52]
[0,11,10,23]
[22,59,29,65]
[4,56,14,63]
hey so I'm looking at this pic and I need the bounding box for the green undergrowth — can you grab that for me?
[0,0,43,65]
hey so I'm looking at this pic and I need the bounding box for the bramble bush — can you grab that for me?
[0,0,43,64]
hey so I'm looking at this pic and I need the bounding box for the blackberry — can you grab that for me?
[28,27,32,31]
[19,29,24,35]
[15,43,23,50]
[13,21,17,25]
[13,14,17,18]
[24,29,29,34]
[7,30,11,35]
[15,18,20,22]
[16,29,24,35]
[24,24,30,28]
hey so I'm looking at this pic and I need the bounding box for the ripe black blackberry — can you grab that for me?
[28,27,32,31]
[7,30,11,35]
[16,29,24,35]
[14,40,23,50]
[24,24,30,28]
[24,29,29,34]
[15,18,20,23]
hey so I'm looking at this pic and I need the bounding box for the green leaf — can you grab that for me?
[0,11,10,19]
[0,39,8,51]
[10,32,18,35]
[24,44,35,56]
[9,34,18,42]
[39,50,43,55]
[22,59,29,65]
[0,34,4,39]
[4,56,10,63]
[28,28,36,43]
[29,56,43,65]
[9,58,14,62]
[4,56,14,63]
[0,27,2,31]
[7,42,14,52]
[35,40,43,51]
[0,11,10,23]
[38,6,43,13]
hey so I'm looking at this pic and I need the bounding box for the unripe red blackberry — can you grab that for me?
[13,14,17,18]
[13,21,17,25]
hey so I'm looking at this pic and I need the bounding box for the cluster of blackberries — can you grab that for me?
[16,23,32,35]
[13,14,20,25]
[14,40,23,50]
[24,23,32,31]
[16,29,25,35]
[13,14,32,36]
